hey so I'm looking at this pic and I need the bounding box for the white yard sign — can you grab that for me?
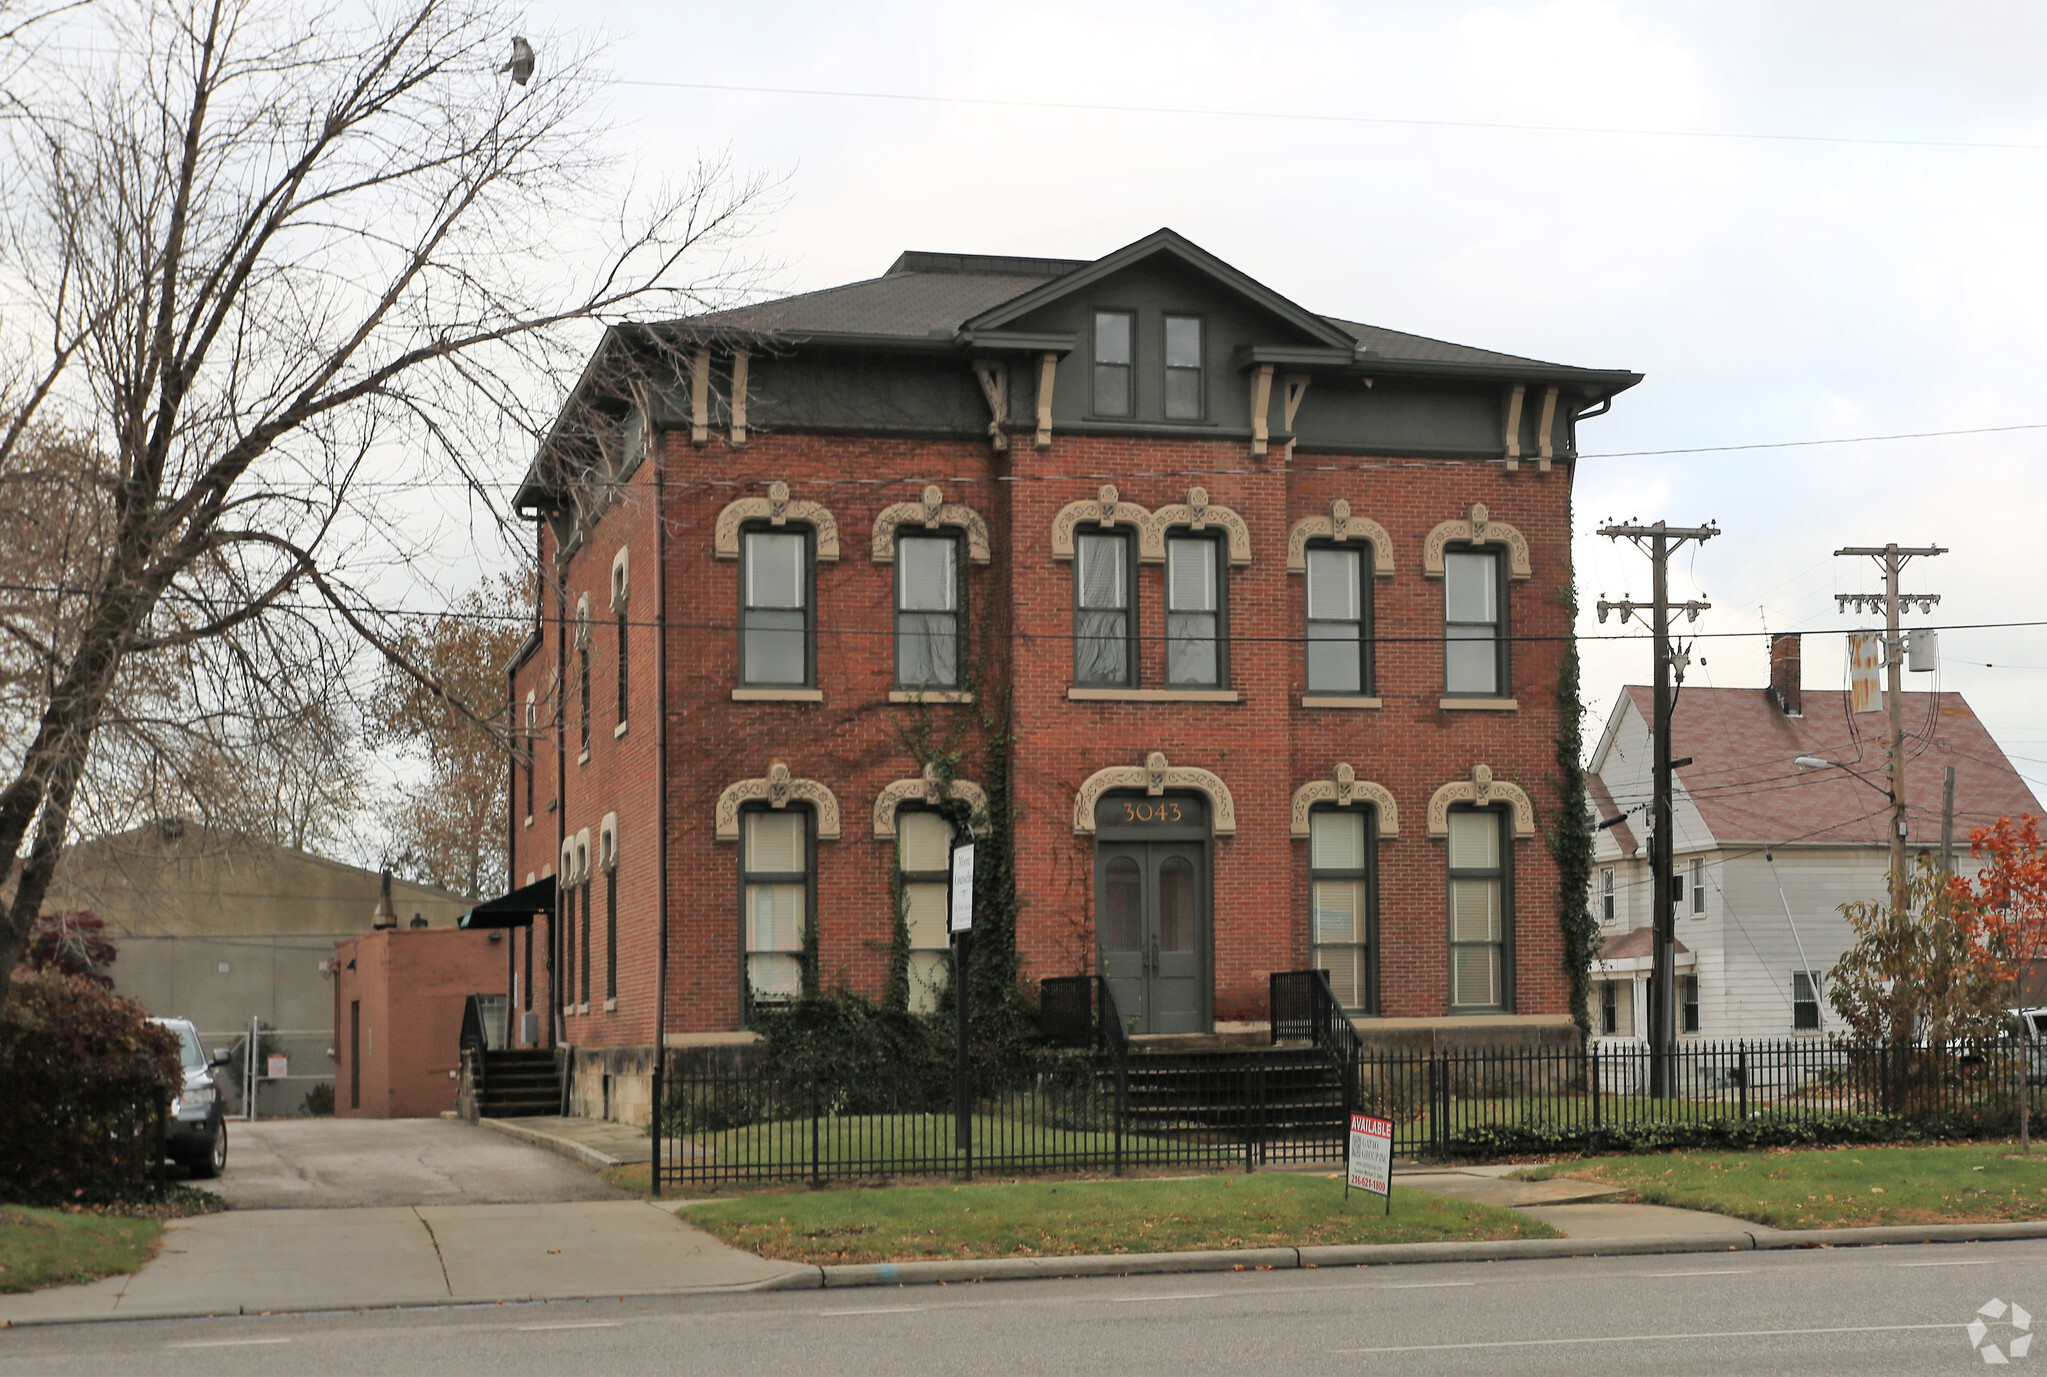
[948,841,976,935]
[1346,1112,1393,1210]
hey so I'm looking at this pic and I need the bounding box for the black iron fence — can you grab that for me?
[654,1031,2045,1189]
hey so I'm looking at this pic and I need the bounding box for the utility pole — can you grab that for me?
[1598,519,1719,1099]
[1835,544,1946,914]
[1940,765,1957,880]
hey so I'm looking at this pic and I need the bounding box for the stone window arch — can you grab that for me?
[871,486,992,565]
[1422,502,1531,580]
[871,762,990,838]
[1286,499,1395,576]
[715,760,843,842]
[1145,487,1252,566]
[1288,763,1400,838]
[1072,752,1236,836]
[1050,484,1155,562]
[1425,764,1536,839]
[714,481,841,562]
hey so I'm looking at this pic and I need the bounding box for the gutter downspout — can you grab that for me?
[652,419,671,1196]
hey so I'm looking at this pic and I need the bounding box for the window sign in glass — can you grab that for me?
[1164,315,1203,419]
[1165,535,1220,687]
[1444,550,1502,695]
[896,535,960,689]
[742,530,808,685]
[1094,311,1133,416]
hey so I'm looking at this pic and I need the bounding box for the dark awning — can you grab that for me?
[458,876,555,930]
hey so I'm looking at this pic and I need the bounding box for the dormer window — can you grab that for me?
[1093,310,1133,417]
[1164,315,1203,420]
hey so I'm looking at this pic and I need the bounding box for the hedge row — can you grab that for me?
[1440,1110,2017,1160]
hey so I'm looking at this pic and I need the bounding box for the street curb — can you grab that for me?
[476,1118,622,1173]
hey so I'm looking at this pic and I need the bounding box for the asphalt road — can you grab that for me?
[199,1118,622,1209]
[6,1238,2044,1376]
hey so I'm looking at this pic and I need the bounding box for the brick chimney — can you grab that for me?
[1768,633,1802,717]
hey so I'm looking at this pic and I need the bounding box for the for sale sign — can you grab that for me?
[1346,1112,1393,1208]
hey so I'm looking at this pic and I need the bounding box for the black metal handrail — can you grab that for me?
[1270,970,1361,1114]
[1038,974,1131,1065]
[459,993,490,1100]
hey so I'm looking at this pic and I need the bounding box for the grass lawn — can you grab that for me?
[675,1172,1558,1265]
[1520,1142,2047,1229]
[0,1207,161,1293]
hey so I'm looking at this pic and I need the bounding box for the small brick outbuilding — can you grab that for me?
[332,927,512,1118]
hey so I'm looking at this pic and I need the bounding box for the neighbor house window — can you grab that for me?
[896,811,955,1015]
[742,810,810,1003]
[1600,867,1616,925]
[1165,533,1223,687]
[1164,314,1203,419]
[1791,971,1822,1031]
[1305,544,1369,694]
[741,528,811,687]
[896,534,962,690]
[1681,974,1700,1034]
[1093,310,1134,416]
[1600,981,1619,1036]
[1689,856,1706,915]
[1444,548,1504,695]
[1074,529,1136,686]
[1447,808,1510,1011]
[1309,808,1373,1013]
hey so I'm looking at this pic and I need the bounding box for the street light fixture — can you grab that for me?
[1791,755,1905,836]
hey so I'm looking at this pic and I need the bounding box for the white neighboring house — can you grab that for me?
[1586,633,2040,1043]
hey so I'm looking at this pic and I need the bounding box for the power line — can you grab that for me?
[1581,420,2047,459]
[613,77,2047,155]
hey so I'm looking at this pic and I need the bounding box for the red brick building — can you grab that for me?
[496,230,1640,1120]
[332,927,511,1118]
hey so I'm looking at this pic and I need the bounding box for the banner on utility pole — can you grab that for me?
[1848,633,1883,715]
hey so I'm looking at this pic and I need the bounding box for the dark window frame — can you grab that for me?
[1162,312,1206,421]
[1304,538,1374,696]
[1600,980,1619,1036]
[1071,525,1140,688]
[1681,974,1700,1034]
[738,803,816,1010]
[1690,856,1707,915]
[1091,308,1136,418]
[580,877,592,1007]
[559,881,575,1014]
[737,521,817,689]
[1792,970,1822,1032]
[895,806,956,1013]
[615,609,629,728]
[1163,527,1229,689]
[1600,866,1616,924]
[523,699,536,820]
[1307,803,1378,1016]
[604,864,618,1003]
[893,529,966,691]
[1442,542,1510,697]
[1445,804,1515,1013]
[577,637,591,755]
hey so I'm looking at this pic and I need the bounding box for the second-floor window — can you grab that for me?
[1690,856,1707,914]
[1074,529,1135,687]
[741,528,811,687]
[1164,315,1203,419]
[1165,533,1223,687]
[896,534,961,690]
[1444,548,1505,696]
[1305,544,1369,694]
[1600,867,1616,924]
[1093,310,1134,417]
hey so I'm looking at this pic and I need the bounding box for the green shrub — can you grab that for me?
[0,971,181,1202]
[1440,1109,2015,1161]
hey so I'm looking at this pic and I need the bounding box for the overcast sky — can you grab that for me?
[518,0,2047,804]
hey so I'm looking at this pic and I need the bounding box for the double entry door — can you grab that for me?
[1097,841,1207,1035]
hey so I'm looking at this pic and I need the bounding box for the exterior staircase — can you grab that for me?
[473,1048,563,1119]
[1115,1043,1349,1149]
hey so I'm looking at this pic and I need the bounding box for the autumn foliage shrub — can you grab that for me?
[0,970,181,1200]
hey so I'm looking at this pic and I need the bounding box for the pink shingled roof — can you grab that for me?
[1621,686,2040,848]
[1594,928,1687,961]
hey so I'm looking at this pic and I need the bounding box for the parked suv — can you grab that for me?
[2011,1007,2047,1087]
[150,1017,228,1179]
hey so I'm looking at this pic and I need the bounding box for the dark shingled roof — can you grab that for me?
[1322,316,1569,370]
[1620,686,2041,848]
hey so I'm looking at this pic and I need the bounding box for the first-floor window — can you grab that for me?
[559,883,576,1012]
[1600,981,1619,1036]
[896,811,955,1014]
[1447,808,1510,1011]
[605,868,618,1003]
[1792,970,1822,1031]
[1309,808,1373,1012]
[1681,974,1700,1034]
[743,810,810,1003]
[580,879,592,1006]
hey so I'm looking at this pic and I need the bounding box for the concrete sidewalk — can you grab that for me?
[0,1200,805,1325]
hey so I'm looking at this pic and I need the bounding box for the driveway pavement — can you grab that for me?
[200,1117,624,1209]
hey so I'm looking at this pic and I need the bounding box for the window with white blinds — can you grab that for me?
[896,535,961,690]
[1309,808,1373,1013]
[741,530,809,686]
[1447,808,1509,1011]
[1074,530,1134,686]
[743,810,809,1003]
[1305,544,1368,694]
[896,811,955,1014]
[1444,549,1504,695]
[1165,534,1222,687]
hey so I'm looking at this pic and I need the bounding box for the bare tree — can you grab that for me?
[0,0,768,1007]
